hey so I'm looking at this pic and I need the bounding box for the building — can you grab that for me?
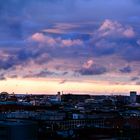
[49,92,62,103]
[56,92,61,102]
[0,120,37,140]
[130,91,137,103]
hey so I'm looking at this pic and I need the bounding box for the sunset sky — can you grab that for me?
[0,0,140,94]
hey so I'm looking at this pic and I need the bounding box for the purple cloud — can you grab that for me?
[0,0,140,87]
[119,66,132,73]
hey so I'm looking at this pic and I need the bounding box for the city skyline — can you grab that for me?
[0,0,140,94]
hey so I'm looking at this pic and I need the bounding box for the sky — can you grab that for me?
[0,0,140,94]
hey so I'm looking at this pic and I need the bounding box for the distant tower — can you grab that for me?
[57,92,61,102]
[130,91,137,103]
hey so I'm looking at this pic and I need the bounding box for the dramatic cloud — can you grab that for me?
[30,33,57,46]
[98,19,135,38]
[30,32,84,48]
[0,0,140,94]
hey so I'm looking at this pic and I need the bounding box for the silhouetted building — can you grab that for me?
[0,120,37,140]
[130,91,137,103]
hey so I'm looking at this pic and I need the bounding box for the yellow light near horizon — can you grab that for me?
[0,78,139,94]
